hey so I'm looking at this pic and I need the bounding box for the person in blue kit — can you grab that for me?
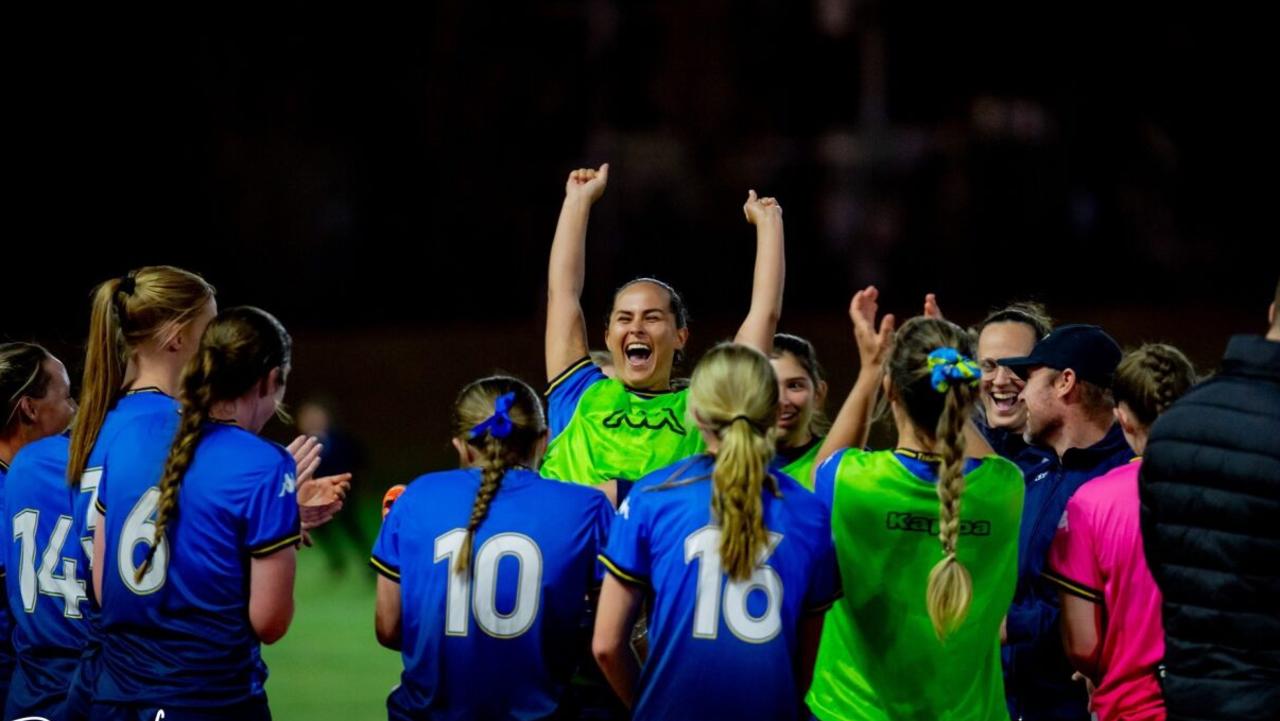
[592,343,839,721]
[3,266,217,721]
[90,306,302,721]
[0,343,78,711]
[371,376,612,721]
[996,324,1133,721]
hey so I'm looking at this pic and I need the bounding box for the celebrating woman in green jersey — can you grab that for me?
[807,287,1024,721]
[771,333,829,489]
[541,163,785,501]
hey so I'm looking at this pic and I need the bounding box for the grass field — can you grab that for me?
[261,508,401,719]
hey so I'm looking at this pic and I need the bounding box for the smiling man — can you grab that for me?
[996,324,1134,721]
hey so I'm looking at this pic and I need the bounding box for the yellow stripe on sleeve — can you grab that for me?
[598,554,647,586]
[545,357,594,397]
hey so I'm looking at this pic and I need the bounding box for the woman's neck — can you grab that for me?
[128,353,183,397]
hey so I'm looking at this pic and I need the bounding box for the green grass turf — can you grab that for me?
[261,536,401,719]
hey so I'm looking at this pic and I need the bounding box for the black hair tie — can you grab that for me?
[118,272,137,296]
[729,415,766,434]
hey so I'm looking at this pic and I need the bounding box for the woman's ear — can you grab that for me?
[815,379,830,407]
[451,437,474,468]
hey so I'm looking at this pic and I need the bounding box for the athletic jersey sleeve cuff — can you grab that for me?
[249,531,303,558]
[1042,568,1102,603]
[369,555,401,581]
[598,553,648,587]
[95,498,107,514]
[546,356,594,396]
[805,589,844,615]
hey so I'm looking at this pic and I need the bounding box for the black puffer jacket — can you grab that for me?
[1139,335,1280,721]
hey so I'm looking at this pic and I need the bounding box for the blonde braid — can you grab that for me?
[925,386,976,641]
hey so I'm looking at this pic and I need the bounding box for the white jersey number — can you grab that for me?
[685,526,784,643]
[12,510,89,618]
[433,530,542,639]
[118,487,168,595]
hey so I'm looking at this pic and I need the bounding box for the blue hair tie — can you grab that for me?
[469,391,517,440]
[926,347,981,393]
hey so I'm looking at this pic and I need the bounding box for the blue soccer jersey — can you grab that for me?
[2,434,96,720]
[600,454,841,721]
[0,389,179,719]
[370,467,613,721]
[94,417,300,708]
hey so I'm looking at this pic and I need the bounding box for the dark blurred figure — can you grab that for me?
[297,398,371,574]
[1139,279,1280,721]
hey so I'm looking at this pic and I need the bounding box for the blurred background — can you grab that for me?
[4,2,1275,717]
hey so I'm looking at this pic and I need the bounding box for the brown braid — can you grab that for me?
[449,376,547,574]
[1113,343,1197,428]
[135,306,290,583]
[137,351,215,582]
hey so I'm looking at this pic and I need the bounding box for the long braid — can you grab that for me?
[136,350,215,583]
[448,376,547,575]
[455,434,511,574]
[926,385,976,641]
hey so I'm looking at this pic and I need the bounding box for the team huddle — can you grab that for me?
[0,163,1276,721]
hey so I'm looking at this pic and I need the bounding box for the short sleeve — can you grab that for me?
[244,454,302,558]
[587,491,614,585]
[545,357,607,439]
[370,496,403,581]
[599,490,651,586]
[803,517,842,614]
[1044,494,1103,603]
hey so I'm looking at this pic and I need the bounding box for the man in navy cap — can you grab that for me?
[997,324,1135,721]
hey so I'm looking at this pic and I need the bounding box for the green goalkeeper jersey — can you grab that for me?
[807,448,1024,721]
[540,357,706,486]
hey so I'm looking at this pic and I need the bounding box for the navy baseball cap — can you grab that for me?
[997,324,1122,387]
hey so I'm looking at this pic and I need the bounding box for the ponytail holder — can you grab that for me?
[926,347,980,393]
[118,271,137,296]
[469,391,517,441]
[728,415,765,434]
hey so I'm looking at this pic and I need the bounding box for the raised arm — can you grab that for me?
[546,163,610,382]
[733,190,785,353]
[813,287,896,475]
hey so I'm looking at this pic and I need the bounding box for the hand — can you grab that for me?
[286,435,322,484]
[923,293,943,320]
[299,472,352,531]
[742,190,782,226]
[850,286,896,374]
[565,163,609,205]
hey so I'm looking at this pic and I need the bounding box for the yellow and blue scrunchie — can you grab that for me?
[927,347,980,393]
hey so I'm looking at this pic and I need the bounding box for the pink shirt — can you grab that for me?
[1046,459,1166,721]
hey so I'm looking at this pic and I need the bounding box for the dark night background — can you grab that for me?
[5,3,1275,489]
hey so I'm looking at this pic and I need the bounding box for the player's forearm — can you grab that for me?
[594,638,640,708]
[814,367,881,475]
[735,216,785,353]
[548,197,593,302]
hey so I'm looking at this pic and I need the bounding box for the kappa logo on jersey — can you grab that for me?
[279,472,297,497]
[885,512,992,536]
[601,407,688,436]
